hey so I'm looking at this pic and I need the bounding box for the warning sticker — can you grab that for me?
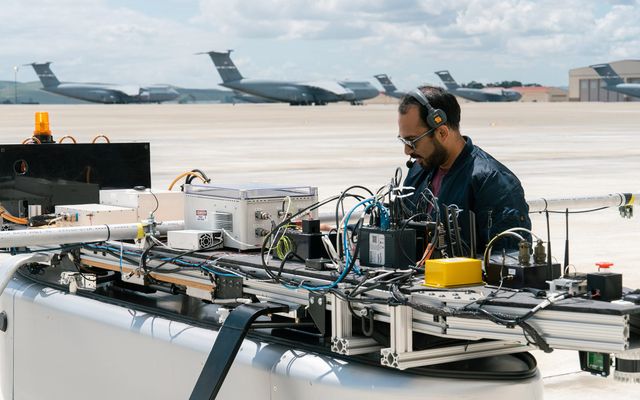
[369,233,385,265]
[195,209,208,221]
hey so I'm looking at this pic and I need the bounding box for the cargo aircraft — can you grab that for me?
[28,62,180,104]
[435,70,522,102]
[200,50,379,105]
[590,63,640,99]
[373,74,406,99]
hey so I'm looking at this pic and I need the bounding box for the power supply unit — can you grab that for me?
[167,230,223,251]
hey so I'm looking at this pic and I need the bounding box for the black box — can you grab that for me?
[0,176,99,215]
[215,275,243,299]
[0,143,150,189]
[279,227,337,262]
[579,351,610,377]
[0,143,151,217]
[302,219,320,234]
[358,226,416,269]
[486,255,561,289]
[587,272,622,301]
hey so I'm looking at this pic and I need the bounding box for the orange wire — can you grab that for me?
[58,135,78,144]
[21,136,42,145]
[0,209,28,225]
[91,134,111,143]
[167,171,207,190]
[416,243,434,268]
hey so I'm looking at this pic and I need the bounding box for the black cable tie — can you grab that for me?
[104,224,111,241]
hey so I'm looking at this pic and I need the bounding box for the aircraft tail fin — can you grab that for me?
[199,50,243,83]
[29,62,60,88]
[434,70,460,90]
[590,63,624,87]
[374,74,398,94]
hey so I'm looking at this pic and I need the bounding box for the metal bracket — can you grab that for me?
[190,302,289,400]
[215,275,243,299]
[308,292,328,336]
[59,271,96,293]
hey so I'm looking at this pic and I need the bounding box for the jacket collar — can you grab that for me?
[448,136,473,172]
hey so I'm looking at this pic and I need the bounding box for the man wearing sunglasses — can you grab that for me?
[398,86,530,253]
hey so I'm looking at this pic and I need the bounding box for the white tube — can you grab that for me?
[0,220,184,249]
[527,193,635,213]
[317,193,638,222]
[0,253,52,296]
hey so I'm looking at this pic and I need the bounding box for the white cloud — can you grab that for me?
[0,0,220,86]
[0,0,638,88]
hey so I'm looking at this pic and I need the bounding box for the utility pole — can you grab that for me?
[13,65,19,104]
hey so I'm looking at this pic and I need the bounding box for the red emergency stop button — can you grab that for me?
[596,262,613,271]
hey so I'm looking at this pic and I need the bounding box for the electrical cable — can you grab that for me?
[260,194,342,286]
[167,171,207,190]
[91,134,110,143]
[57,135,77,144]
[0,206,28,225]
[534,206,609,214]
[21,136,42,144]
[185,169,211,184]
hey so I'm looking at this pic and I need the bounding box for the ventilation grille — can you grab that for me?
[198,233,214,249]
[212,211,233,232]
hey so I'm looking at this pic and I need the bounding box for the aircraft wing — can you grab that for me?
[482,88,505,94]
[301,80,353,96]
[106,85,142,97]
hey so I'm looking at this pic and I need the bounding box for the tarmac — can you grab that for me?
[1,102,640,399]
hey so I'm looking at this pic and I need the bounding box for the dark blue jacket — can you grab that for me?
[403,136,530,253]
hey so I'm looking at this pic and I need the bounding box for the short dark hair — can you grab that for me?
[399,86,461,131]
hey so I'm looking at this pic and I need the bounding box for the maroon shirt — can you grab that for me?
[431,167,448,197]
[427,167,448,213]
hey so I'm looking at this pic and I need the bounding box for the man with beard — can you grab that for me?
[398,86,530,253]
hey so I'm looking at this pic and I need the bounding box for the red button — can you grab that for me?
[596,262,613,269]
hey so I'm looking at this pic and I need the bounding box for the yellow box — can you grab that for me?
[424,257,484,288]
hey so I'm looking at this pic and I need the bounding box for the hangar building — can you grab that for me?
[569,60,640,101]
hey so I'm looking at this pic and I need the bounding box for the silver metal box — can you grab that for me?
[100,189,184,222]
[184,183,318,250]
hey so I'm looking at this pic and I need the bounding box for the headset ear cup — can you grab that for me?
[428,109,447,128]
[407,88,448,129]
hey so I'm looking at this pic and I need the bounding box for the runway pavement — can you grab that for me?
[1,102,640,398]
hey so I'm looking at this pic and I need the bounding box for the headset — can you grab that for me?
[407,88,448,130]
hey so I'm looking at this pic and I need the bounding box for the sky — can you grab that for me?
[1,0,639,90]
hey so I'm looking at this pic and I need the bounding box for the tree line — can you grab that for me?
[461,81,541,89]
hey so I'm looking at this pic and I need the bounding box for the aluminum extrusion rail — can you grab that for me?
[72,248,640,369]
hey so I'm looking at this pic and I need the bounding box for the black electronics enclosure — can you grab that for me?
[281,220,338,263]
[579,351,611,377]
[0,176,99,216]
[587,272,622,301]
[358,226,416,268]
[0,143,151,216]
[485,255,561,289]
